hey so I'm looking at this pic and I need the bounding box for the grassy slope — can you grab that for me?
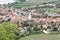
[14,2,35,8]
[19,34,60,40]
[14,0,59,8]
[38,8,60,13]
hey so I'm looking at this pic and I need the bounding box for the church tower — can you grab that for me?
[28,13,32,20]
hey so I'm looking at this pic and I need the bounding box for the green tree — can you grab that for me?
[0,22,18,40]
[15,0,26,3]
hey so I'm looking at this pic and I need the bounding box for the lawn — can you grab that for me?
[19,34,60,40]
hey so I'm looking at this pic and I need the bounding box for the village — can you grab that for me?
[0,3,60,32]
[0,0,60,40]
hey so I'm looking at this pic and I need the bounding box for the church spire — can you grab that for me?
[28,13,32,20]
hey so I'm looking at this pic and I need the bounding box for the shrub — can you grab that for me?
[0,22,18,40]
[33,27,41,31]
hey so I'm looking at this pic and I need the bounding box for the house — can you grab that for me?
[45,3,56,7]
[44,11,58,17]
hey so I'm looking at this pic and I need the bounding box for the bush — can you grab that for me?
[0,22,18,40]
[33,27,41,31]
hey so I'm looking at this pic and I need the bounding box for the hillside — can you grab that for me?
[13,0,60,8]
[27,0,59,3]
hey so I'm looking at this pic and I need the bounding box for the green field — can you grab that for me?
[14,2,35,8]
[14,0,60,8]
[19,34,60,40]
[36,7,60,13]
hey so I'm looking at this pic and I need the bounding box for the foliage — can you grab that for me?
[0,22,18,40]
[15,0,26,3]
[22,20,35,27]
[33,27,41,31]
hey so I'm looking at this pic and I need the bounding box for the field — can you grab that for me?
[19,34,60,40]
[14,0,59,8]
[37,7,60,13]
[14,2,35,8]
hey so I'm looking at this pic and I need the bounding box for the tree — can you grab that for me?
[15,0,26,3]
[0,22,18,40]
